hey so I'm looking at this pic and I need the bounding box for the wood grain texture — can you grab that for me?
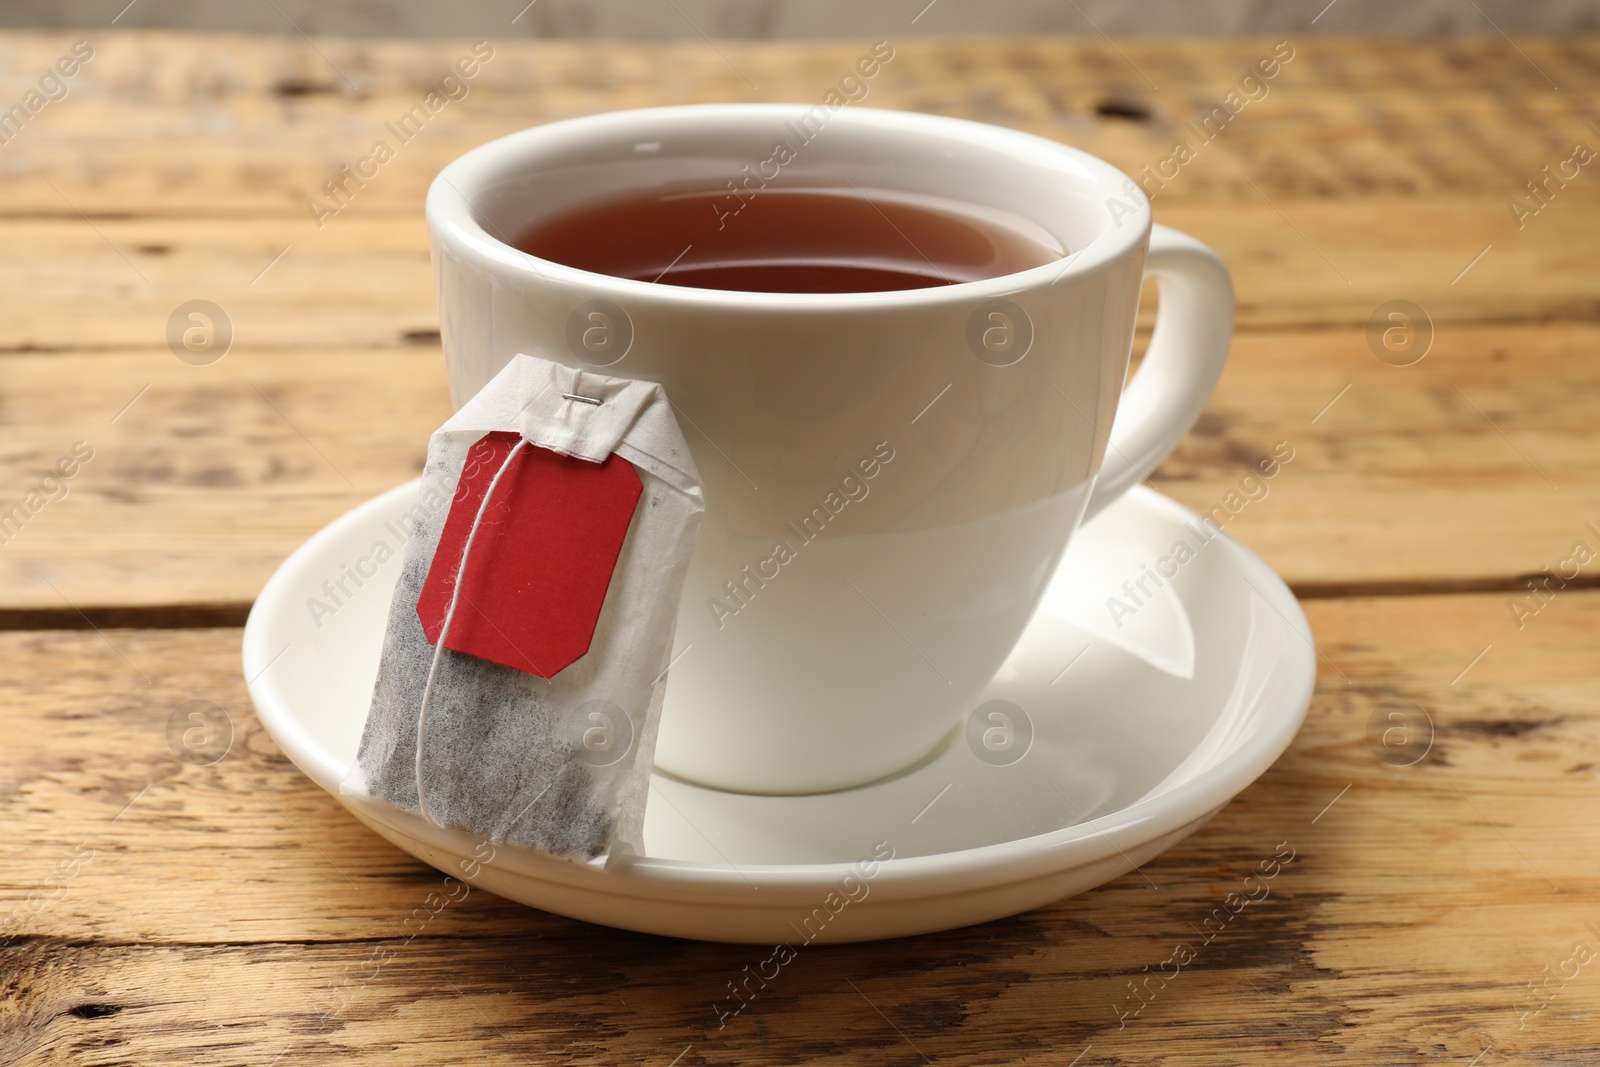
[2,591,1596,1065]
[2,30,1597,1067]
[0,35,1595,613]
[0,34,1597,343]
[1,33,1597,212]
[2,320,1598,611]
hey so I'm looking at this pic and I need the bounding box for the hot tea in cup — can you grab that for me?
[512,185,1066,293]
[428,104,1233,795]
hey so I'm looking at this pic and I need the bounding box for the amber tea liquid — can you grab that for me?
[512,185,1065,294]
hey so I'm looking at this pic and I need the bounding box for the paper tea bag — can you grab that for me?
[343,353,704,867]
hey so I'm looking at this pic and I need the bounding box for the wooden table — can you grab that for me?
[3,30,1597,1065]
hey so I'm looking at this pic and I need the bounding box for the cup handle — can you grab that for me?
[1081,223,1235,523]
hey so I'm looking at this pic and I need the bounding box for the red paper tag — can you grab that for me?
[417,431,643,678]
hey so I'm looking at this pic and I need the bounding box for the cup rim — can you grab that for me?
[426,103,1152,310]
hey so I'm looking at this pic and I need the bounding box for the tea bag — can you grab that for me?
[342,353,704,867]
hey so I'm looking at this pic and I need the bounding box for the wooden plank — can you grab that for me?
[0,345,450,614]
[0,33,1594,363]
[3,320,1597,612]
[0,33,1596,214]
[1157,319,1600,595]
[2,590,1596,1063]
[0,215,441,351]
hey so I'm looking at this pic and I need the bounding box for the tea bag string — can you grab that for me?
[414,436,528,825]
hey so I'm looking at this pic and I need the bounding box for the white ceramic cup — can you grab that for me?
[427,104,1233,795]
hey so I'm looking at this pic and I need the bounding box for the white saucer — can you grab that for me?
[244,482,1313,943]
